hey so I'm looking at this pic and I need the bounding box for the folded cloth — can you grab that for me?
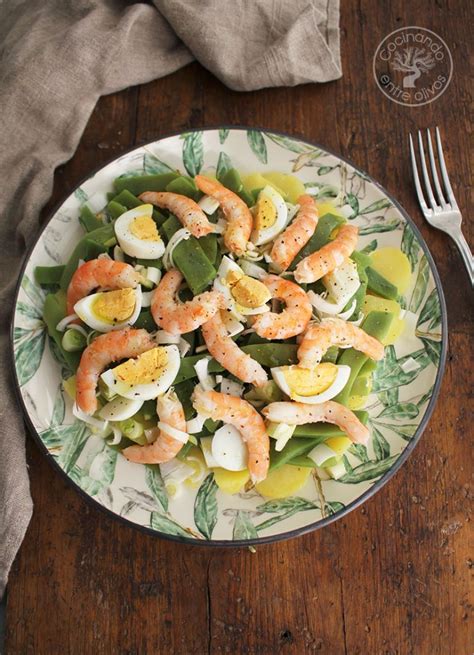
[0,0,341,595]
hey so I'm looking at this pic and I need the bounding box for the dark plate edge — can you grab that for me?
[10,125,448,548]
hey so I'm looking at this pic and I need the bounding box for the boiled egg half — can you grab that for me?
[251,185,288,246]
[74,287,142,332]
[114,204,165,259]
[214,256,271,321]
[271,362,351,403]
[100,345,180,401]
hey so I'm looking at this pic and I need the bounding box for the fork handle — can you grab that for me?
[451,229,474,286]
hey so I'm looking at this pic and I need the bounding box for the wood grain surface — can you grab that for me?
[5,1,473,653]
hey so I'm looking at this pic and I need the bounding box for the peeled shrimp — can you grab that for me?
[67,259,140,315]
[152,268,227,335]
[192,387,270,482]
[298,317,384,368]
[139,191,214,238]
[123,390,187,464]
[294,224,359,283]
[75,328,154,414]
[262,400,370,444]
[270,195,319,271]
[251,275,312,340]
[194,175,252,256]
[201,311,267,387]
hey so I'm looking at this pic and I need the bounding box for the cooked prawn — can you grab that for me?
[67,259,140,315]
[297,317,384,368]
[251,275,312,340]
[192,387,270,482]
[123,389,187,464]
[294,224,359,283]
[152,268,227,335]
[75,328,154,414]
[194,175,252,256]
[201,311,267,387]
[270,195,319,271]
[139,191,214,238]
[262,400,370,444]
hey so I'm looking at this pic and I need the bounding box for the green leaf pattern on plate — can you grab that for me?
[13,129,444,540]
[247,130,268,164]
[194,473,218,539]
[182,131,204,176]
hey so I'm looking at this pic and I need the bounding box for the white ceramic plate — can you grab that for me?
[12,128,446,544]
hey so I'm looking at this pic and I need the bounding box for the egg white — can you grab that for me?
[251,185,288,246]
[100,345,180,401]
[214,256,270,322]
[114,204,165,259]
[74,287,142,332]
[211,424,248,471]
[271,364,351,404]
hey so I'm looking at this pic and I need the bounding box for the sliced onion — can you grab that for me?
[98,252,112,260]
[67,323,88,338]
[337,300,357,321]
[213,218,227,234]
[113,245,125,262]
[198,195,220,215]
[56,314,79,332]
[220,378,243,397]
[221,312,244,337]
[186,413,206,434]
[157,422,189,444]
[155,330,181,344]
[285,202,300,224]
[141,290,154,308]
[163,228,192,270]
[177,338,191,357]
[73,402,109,431]
[145,267,161,285]
[106,426,123,446]
[77,258,85,269]
[194,357,215,391]
[195,344,209,354]
[307,290,348,316]
[238,259,267,280]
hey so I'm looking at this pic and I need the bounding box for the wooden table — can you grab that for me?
[6,2,472,653]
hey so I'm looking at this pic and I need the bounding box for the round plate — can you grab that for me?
[12,128,447,545]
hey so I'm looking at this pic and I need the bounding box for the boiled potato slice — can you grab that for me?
[262,172,305,204]
[213,468,250,495]
[369,247,411,294]
[256,464,311,499]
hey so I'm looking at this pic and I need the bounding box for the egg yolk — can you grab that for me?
[113,347,168,385]
[130,215,161,241]
[93,289,136,323]
[283,363,338,397]
[255,193,277,230]
[228,273,271,309]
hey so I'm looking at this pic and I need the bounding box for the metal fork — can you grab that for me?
[409,127,473,285]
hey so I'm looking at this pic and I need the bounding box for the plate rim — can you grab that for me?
[10,125,448,546]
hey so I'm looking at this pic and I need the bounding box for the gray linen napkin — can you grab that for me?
[0,0,341,594]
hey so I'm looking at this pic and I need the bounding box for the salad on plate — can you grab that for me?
[34,165,414,500]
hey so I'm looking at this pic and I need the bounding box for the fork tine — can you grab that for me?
[426,129,447,207]
[435,127,457,207]
[417,130,439,211]
[409,134,430,214]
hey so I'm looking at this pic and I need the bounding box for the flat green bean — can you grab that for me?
[165,176,200,200]
[43,292,82,370]
[59,223,116,290]
[219,169,254,207]
[289,213,345,269]
[113,172,179,195]
[35,265,65,286]
[162,215,216,295]
[198,234,218,265]
[79,205,102,232]
[270,438,324,471]
[366,267,399,300]
[334,310,394,406]
[134,310,156,331]
[107,200,127,219]
[109,189,167,224]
